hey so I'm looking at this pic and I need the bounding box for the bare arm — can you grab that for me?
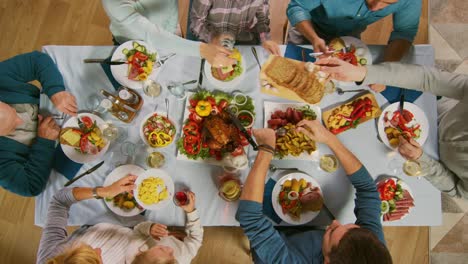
[240,151,273,203]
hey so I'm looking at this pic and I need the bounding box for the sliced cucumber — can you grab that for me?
[132,41,140,48]
[381,200,389,214]
[359,58,367,65]
[135,46,144,52]
[122,48,129,55]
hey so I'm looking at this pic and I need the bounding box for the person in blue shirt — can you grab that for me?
[0,51,77,196]
[236,120,392,264]
[287,0,421,93]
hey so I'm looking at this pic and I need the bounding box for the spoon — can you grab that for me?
[336,87,367,95]
[165,98,169,119]
[269,164,299,172]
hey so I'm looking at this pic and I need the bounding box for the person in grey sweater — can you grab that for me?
[316,57,468,199]
[37,175,203,264]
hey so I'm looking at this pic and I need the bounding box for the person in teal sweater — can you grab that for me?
[236,121,392,264]
[0,51,77,197]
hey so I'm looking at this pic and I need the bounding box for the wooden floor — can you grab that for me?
[0,0,429,263]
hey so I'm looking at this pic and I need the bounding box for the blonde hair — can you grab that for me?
[132,251,177,264]
[47,244,100,264]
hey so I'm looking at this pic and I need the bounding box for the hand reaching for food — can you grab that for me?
[314,57,367,82]
[199,43,237,68]
[398,136,423,160]
[296,119,334,144]
[37,115,60,140]
[312,37,328,54]
[103,174,137,198]
[253,128,276,149]
[262,40,281,56]
[50,91,78,116]
[369,83,386,92]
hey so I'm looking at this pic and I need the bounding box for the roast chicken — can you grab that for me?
[203,113,240,152]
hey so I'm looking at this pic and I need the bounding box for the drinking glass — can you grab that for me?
[319,154,339,173]
[217,171,242,202]
[85,93,104,113]
[167,81,188,100]
[102,122,128,142]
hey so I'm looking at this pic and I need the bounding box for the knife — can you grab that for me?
[198,59,205,88]
[251,47,261,70]
[64,161,105,187]
[225,110,258,150]
[399,92,405,114]
[322,203,336,220]
[83,59,127,65]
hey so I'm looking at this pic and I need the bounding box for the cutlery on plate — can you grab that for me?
[155,53,176,67]
[64,161,105,187]
[336,87,367,95]
[225,109,258,150]
[269,165,299,172]
[83,59,126,65]
[251,47,261,69]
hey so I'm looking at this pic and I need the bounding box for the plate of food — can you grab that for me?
[59,113,109,163]
[377,102,428,149]
[111,40,159,89]
[134,168,174,210]
[260,56,329,104]
[176,90,254,168]
[204,48,245,90]
[377,177,415,222]
[103,165,145,217]
[264,102,321,160]
[272,172,324,225]
[140,112,177,148]
[322,92,381,134]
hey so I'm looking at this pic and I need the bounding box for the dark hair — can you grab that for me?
[329,228,392,264]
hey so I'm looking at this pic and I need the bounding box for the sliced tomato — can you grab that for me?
[183,122,199,135]
[81,116,93,128]
[134,51,148,61]
[189,99,199,108]
[189,112,203,124]
[218,99,228,110]
[239,135,249,146]
[231,146,244,157]
[79,134,89,153]
[206,96,216,106]
[184,135,199,145]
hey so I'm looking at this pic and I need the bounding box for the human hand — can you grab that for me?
[315,57,367,82]
[102,174,137,198]
[37,115,60,140]
[398,136,423,160]
[262,40,281,56]
[200,43,236,68]
[296,119,335,145]
[50,91,78,116]
[150,223,169,240]
[312,37,328,54]
[253,128,276,149]
[180,191,196,213]
[369,83,386,92]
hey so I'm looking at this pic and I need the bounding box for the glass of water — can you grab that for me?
[167,81,188,100]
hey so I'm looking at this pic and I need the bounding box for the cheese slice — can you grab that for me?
[221,65,234,74]
[61,129,81,146]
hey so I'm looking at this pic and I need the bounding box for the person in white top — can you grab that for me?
[101,0,235,68]
[37,175,203,264]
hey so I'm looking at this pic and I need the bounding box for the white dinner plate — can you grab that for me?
[103,164,146,217]
[377,177,415,222]
[110,40,160,89]
[204,54,246,91]
[336,36,372,88]
[272,172,322,225]
[377,102,429,150]
[134,168,174,210]
[139,111,177,148]
[264,101,321,161]
[60,113,110,164]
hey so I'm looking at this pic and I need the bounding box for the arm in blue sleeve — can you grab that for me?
[389,0,421,42]
[236,200,299,264]
[0,138,56,197]
[348,166,386,245]
[287,0,321,27]
[36,188,77,264]
[0,51,65,97]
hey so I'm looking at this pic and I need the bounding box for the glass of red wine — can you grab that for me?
[173,191,189,206]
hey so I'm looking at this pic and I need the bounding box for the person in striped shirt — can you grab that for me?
[190,0,280,55]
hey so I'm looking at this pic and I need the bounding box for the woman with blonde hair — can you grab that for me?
[37,175,203,264]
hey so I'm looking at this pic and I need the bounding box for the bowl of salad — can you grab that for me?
[140,112,177,148]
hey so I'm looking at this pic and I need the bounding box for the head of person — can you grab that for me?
[322,220,392,264]
[0,101,23,136]
[366,0,398,12]
[47,244,102,264]
[132,245,177,264]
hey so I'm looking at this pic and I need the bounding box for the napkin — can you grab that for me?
[284,44,316,63]
[100,57,122,90]
[53,145,83,180]
[381,86,422,103]
[263,178,282,224]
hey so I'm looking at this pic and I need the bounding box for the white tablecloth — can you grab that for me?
[35,44,441,227]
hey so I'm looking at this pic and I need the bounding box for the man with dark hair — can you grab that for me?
[236,121,392,263]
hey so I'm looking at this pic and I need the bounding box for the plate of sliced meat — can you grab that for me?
[377,177,415,222]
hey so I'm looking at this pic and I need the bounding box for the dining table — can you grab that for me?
[35,43,441,228]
